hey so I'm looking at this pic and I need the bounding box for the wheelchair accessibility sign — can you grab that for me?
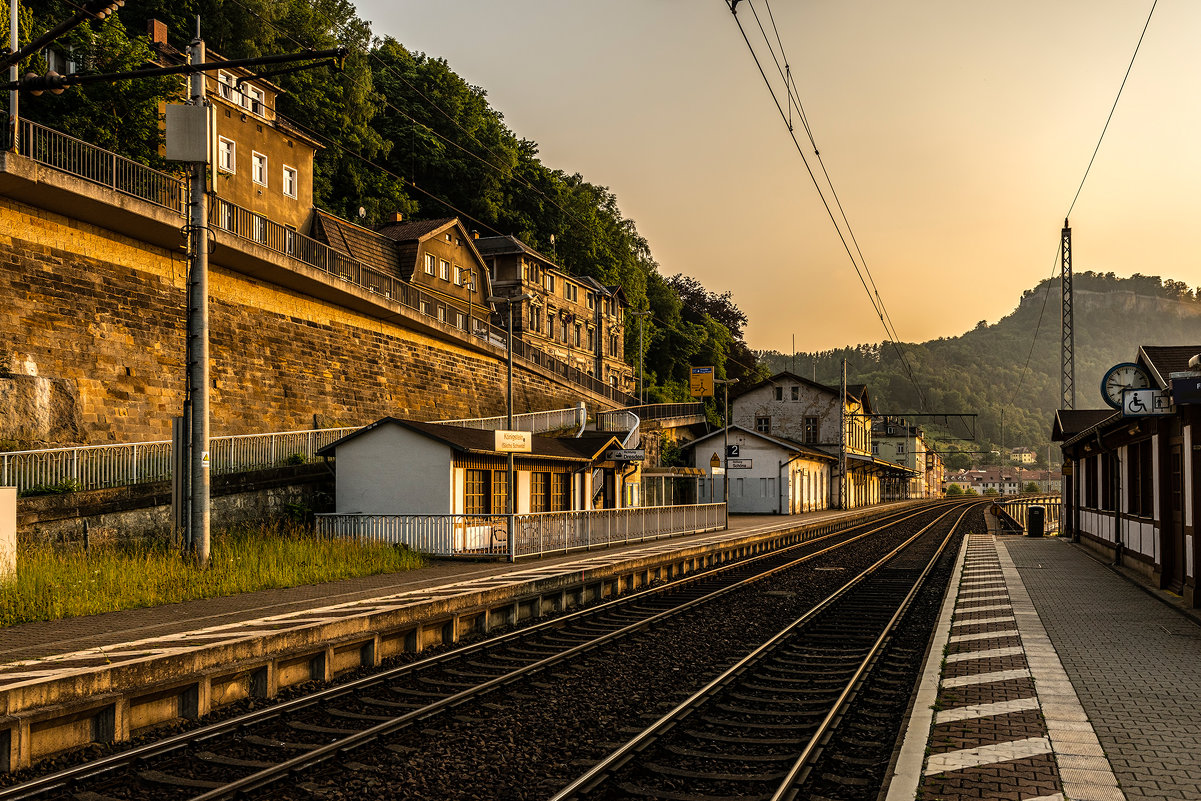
[1123,388,1172,417]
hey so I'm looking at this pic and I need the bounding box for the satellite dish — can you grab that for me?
[358,207,366,218]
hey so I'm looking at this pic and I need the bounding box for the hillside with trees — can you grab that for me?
[12,0,766,407]
[761,272,1201,468]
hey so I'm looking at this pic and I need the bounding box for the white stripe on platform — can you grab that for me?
[954,603,1013,614]
[945,645,1024,663]
[941,667,1031,688]
[949,628,1020,643]
[958,591,1011,600]
[951,614,1014,627]
[924,736,1053,775]
[1023,795,1064,801]
[935,697,1040,724]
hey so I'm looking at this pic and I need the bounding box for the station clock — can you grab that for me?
[1100,362,1152,409]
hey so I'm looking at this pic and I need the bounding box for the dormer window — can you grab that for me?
[243,84,265,115]
[217,71,235,101]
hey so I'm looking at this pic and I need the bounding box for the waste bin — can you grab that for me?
[1027,505,1045,538]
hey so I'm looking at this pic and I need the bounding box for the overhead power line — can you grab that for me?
[1005,0,1157,413]
[725,0,928,412]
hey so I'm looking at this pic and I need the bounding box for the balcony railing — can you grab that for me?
[17,119,186,212]
[315,503,728,558]
[622,402,705,420]
[12,120,637,408]
[1,427,356,496]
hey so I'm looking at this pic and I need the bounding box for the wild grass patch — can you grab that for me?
[1,525,426,627]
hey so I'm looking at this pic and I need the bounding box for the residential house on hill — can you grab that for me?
[149,18,322,233]
[371,215,494,334]
[475,234,633,393]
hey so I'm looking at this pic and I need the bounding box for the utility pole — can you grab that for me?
[839,358,847,510]
[186,25,210,567]
[632,310,651,405]
[489,293,533,562]
[8,0,17,150]
[715,377,734,514]
[1061,219,1075,409]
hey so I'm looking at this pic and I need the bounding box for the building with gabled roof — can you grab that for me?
[688,424,834,514]
[1055,344,1201,606]
[475,233,633,392]
[729,371,911,508]
[317,417,624,520]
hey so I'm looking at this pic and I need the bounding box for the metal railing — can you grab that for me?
[595,409,640,449]
[315,513,510,556]
[435,405,587,435]
[2,427,356,495]
[13,120,636,408]
[316,503,727,558]
[622,402,705,420]
[210,195,636,407]
[17,119,186,212]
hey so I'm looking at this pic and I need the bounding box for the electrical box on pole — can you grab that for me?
[165,103,213,163]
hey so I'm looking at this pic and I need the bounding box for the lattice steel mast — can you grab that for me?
[1060,219,1075,409]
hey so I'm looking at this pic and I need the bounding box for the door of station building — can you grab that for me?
[1166,442,1186,593]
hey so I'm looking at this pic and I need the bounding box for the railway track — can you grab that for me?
[0,502,971,801]
[551,503,974,801]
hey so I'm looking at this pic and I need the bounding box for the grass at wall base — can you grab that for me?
[1,524,426,627]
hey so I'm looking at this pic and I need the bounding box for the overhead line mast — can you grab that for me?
[1060,219,1074,410]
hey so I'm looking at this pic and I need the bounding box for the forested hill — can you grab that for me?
[760,273,1201,467]
[14,0,766,402]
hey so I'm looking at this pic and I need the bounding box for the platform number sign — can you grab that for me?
[726,444,739,458]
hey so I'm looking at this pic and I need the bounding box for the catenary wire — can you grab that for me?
[1005,0,1157,414]
[728,0,929,412]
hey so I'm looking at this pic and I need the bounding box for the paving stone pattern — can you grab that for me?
[919,534,1062,801]
[1006,538,1201,801]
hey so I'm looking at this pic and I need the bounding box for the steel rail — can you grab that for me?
[768,503,973,801]
[184,504,958,800]
[0,503,954,801]
[548,502,976,801]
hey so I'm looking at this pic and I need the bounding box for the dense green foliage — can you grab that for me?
[762,272,1201,464]
[13,0,754,400]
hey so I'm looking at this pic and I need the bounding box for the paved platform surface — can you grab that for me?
[0,507,899,669]
[891,533,1201,801]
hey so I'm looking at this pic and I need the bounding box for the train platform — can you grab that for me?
[889,531,1201,801]
[0,502,915,771]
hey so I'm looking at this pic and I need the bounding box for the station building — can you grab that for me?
[723,371,912,509]
[689,425,835,514]
[1054,345,1201,607]
[317,418,626,518]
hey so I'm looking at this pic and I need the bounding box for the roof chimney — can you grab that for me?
[391,212,403,224]
[147,18,168,46]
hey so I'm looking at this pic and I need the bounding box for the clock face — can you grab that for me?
[1101,362,1151,409]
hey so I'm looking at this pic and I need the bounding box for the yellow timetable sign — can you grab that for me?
[690,366,715,397]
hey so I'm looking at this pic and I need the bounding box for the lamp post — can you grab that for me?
[631,310,651,405]
[714,377,735,521]
[488,292,534,562]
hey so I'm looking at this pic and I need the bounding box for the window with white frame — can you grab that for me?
[251,151,267,186]
[546,274,556,293]
[243,84,265,115]
[218,137,236,173]
[282,165,297,198]
[425,253,436,276]
[440,259,450,281]
[251,214,267,243]
[217,71,235,101]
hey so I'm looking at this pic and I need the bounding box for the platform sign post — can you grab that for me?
[690,367,715,398]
